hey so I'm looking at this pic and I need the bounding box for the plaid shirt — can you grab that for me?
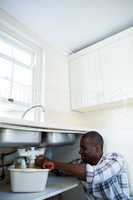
[80,153,131,200]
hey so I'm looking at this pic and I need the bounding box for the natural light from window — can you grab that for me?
[0,35,34,106]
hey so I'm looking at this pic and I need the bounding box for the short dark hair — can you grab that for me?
[82,131,104,149]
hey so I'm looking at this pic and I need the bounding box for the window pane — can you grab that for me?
[0,57,12,79]
[12,82,32,104]
[0,34,35,107]
[14,64,32,85]
[13,64,32,104]
[0,78,10,98]
[13,47,32,65]
[0,39,12,57]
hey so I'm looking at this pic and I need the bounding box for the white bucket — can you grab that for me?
[10,168,49,192]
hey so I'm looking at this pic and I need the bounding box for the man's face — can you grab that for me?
[79,137,99,165]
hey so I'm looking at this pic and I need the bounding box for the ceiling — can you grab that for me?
[0,0,133,55]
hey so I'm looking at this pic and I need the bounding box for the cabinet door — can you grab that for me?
[69,56,83,110]
[69,50,102,111]
[99,36,133,104]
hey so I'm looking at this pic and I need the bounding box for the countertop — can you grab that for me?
[0,117,87,134]
[0,176,79,200]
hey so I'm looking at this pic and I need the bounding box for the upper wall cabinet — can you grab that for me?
[99,34,133,104]
[69,49,103,111]
[69,27,133,112]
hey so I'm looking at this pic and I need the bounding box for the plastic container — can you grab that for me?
[9,168,49,192]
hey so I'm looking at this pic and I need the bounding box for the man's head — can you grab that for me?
[79,131,104,165]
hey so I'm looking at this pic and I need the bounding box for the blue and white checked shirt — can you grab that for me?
[81,153,131,200]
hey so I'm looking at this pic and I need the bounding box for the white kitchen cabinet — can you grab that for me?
[69,49,103,111]
[69,27,133,112]
[99,35,133,104]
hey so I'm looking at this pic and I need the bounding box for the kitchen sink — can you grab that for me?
[42,132,76,146]
[0,128,41,147]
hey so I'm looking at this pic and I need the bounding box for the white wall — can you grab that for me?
[42,45,83,128]
[44,46,70,112]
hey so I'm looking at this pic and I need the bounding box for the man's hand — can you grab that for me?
[42,161,55,170]
[35,155,55,170]
[35,155,48,168]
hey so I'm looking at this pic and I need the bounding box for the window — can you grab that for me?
[0,33,35,106]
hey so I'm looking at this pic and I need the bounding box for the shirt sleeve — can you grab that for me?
[86,153,125,184]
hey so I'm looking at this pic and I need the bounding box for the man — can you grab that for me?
[36,131,131,200]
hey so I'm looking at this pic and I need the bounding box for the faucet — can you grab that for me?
[21,104,45,121]
[17,147,46,168]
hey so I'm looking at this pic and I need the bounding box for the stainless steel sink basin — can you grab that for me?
[0,128,41,147]
[42,132,76,146]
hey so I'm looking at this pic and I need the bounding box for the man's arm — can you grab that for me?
[35,156,86,180]
[52,161,86,180]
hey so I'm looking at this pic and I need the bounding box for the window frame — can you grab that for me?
[0,19,43,113]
